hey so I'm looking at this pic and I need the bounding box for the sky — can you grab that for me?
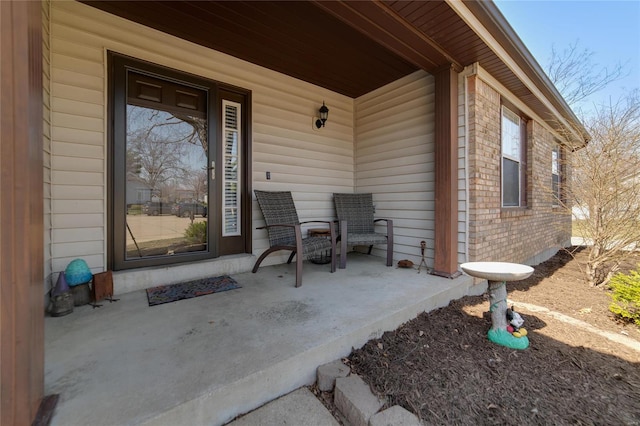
[494,0,640,114]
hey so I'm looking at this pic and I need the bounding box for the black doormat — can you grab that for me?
[146,275,240,306]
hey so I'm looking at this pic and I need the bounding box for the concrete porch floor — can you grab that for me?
[45,253,485,426]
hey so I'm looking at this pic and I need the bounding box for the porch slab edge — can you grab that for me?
[140,275,483,426]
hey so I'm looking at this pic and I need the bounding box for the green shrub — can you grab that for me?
[609,265,640,326]
[184,221,207,243]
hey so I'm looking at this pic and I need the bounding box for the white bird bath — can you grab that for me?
[460,262,534,350]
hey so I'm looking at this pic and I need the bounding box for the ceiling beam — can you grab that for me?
[312,0,462,73]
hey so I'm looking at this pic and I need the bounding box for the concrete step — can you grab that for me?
[226,387,339,426]
[317,359,350,392]
[319,359,422,426]
[334,375,385,426]
[370,406,422,426]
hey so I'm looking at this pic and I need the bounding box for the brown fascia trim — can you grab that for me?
[463,0,591,148]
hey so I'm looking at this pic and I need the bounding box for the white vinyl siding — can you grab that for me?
[49,1,354,274]
[354,71,435,267]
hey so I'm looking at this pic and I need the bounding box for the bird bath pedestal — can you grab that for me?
[460,262,534,350]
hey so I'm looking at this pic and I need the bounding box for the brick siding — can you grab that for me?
[466,76,571,264]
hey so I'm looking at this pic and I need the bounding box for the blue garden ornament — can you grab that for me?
[65,259,93,286]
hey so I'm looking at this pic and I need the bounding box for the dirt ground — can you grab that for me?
[316,247,640,425]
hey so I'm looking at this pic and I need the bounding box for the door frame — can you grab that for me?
[107,52,252,270]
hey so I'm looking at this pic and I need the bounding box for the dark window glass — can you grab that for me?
[502,158,520,207]
[552,145,561,205]
[501,105,526,207]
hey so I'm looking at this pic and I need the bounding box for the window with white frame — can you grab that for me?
[501,106,526,207]
[552,144,561,205]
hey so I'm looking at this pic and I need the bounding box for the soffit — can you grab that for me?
[385,2,552,124]
[82,0,529,98]
[81,0,586,143]
[82,0,420,98]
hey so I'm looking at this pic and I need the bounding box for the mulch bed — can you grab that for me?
[324,247,640,425]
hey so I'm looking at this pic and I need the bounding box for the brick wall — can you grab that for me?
[466,76,571,264]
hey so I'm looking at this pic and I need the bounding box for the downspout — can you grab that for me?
[460,64,476,263]
[464,73,470,263]
[45,0,54,292]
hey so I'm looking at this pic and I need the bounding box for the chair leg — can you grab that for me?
[339,221,347,269]
[386,220,394,267]
[287,251,296,264]
[252,247,278,273]
[329,221,337,273]
[295,253,303,288]
[367,245,373,255]
[294,225,303,287]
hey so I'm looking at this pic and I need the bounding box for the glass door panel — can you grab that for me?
[109,53,250,270]
[125,105,208,259]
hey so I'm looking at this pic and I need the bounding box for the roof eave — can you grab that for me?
[459,0,590,148]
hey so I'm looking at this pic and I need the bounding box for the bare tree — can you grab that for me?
[172,113,208,154]
[561,91,640,286]
[183,168,208,202]
[127,106,208,198]
[128,131,187,194]
[546,40,627,107]
[544,40,638,286]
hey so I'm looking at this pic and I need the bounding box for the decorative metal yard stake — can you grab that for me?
[417,240,428,273]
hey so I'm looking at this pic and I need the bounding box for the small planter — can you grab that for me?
[71,282,91,306]
[49,292,74,317]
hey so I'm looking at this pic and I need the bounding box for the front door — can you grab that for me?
[108,53,251,270]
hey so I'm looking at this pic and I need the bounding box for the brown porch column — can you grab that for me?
[1,1,45,424]
[432,65,460,278]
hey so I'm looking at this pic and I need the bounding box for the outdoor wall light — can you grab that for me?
[315,101,329,129]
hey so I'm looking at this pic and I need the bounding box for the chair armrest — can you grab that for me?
[374,218,394,238]
[373,218,392,224]
[256,223,297,230]
[299,220,333,226]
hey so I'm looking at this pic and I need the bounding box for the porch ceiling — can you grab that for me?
[82,0,421,98]
[82,0,587,143]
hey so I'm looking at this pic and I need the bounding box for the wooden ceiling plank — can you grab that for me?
[85,0,418,97]
[387,0,435,23]
[257,2,416,77]
[395,1,460,35]
[171,2,331,69]
[346,1,460,68]
[312,1,447,72]
[404,8,460,32]
[81,0,580,134]
[93,1,352,93]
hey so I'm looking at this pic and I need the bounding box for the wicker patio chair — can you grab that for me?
[253,190,336,287]
[333,193,393,269]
